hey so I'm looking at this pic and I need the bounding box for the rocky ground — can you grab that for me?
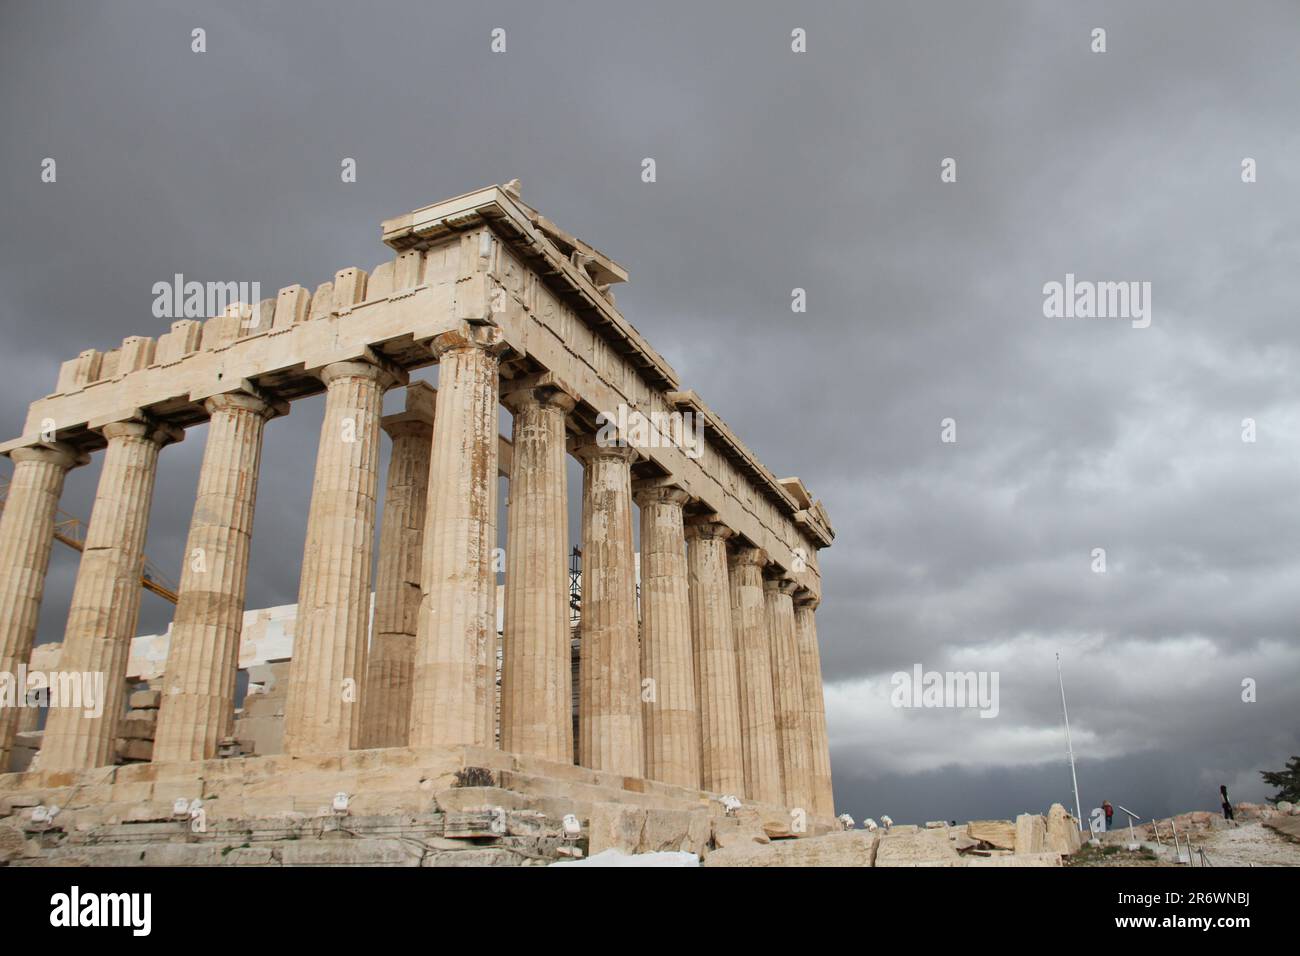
[1197,820,1300,866]
[1066,801,1300,867]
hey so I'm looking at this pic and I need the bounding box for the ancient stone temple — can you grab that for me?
[0,184,836,865]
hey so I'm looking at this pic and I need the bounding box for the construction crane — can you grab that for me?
[0,476,179,604]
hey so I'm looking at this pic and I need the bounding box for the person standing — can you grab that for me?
[1102,799,1114,831]
[1220,784,1234,821]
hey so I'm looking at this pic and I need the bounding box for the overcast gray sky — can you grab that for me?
[2,1,1297,825]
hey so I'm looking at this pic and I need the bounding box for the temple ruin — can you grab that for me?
[0,183,837,865]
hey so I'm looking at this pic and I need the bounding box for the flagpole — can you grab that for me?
[1058,652,1084,831]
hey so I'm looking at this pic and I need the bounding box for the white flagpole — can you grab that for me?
[1058,652,1084,831]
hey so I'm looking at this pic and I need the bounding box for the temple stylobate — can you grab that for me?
[0,183,836,822]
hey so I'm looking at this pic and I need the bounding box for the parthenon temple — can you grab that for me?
[0,184,837,864]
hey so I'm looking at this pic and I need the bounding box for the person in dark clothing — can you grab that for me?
[1102,799,1114,831]
[1220,784,1234,821]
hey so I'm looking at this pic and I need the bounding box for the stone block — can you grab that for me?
[711,824,769,850]
[703,831,878,867]
[0,824,33,863]
[273,285,311,329]
[112,762,159,785]
[460,745,517,774]
[1015,813,1047,854]
[875,827,961,866]
[1045,803,1083,856]
[129,689,162,710]
[444,811,501,838]
[332,267,368,310]
[433,787,527,814]
[0,793,43,815]
[55,350,101,392]
[201,314,243,350]
[149,779,205,804]
[638,809,711,855]
[309,282,334,320]
[422,847,524,867]
[587,802,646,855]
[393,249,423,289]
[98,348,121,380]
[368,260,394,298]
[506,810,548,837]
[118,718,156,741]
[221,845,277,866]
[236,795,299,819]
[115,738,153,762]
[155,320,203,364]
[966,851,1062,867]
[117,336,156,373]
[968,819,1017,850]
[279,838,421,867]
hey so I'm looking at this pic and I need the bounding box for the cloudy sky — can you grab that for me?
[2,1,1297,825]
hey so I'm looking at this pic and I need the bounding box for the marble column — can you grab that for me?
[0,443,84,768]
[795,593,835,819]
[154,393,281,763]
[729,546,783,805]
[573,438,642,776]
[500,376,576,762]
[766,573,813,811]
[283,360,398,754]
[41,420,180,770]
[359,383,435,749]
[685,520,745,795]
[410,325,506,750]
[635,483,699,788]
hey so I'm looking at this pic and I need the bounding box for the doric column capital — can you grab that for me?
[382,381,436,439]
[429,322,509,359]
[794,590,821,611]
[728,544,768,568]
[684,519,734,542]
[8,442,88,471]
[570,435,640,466]
[100,418,184,448]
[202,390,287,420]
[632,481,691,509]
[318,358,404,392]
[502,372,578,416]
[382,418,434,441]
[763,573,800,596]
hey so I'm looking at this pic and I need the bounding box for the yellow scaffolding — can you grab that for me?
[0,476,178,605]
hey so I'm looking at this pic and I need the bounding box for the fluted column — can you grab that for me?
[795,593,835,818]
[686,520,745,795]
[766,573,813,811]
[573,438,642,776]
[153,392,282,763]
[499,376,576,761]
[283,360,399,754]
[41,420,180,770]
[410,325,506,750]
[635,483,698,788]
[359,383,435,749]
[730,546,783,804]
[0,443,85,769]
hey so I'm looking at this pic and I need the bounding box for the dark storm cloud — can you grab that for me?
[1,0,1296,821]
